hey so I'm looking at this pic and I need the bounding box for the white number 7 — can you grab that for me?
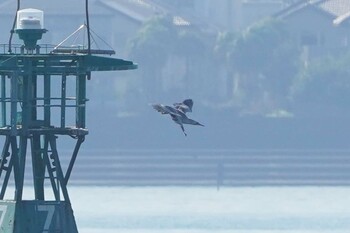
[0,205,8,227]
[38,205,55,230]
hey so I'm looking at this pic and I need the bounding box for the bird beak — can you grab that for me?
[198,123,204,127]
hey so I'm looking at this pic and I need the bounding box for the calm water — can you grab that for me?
[37,186,350,233]
[4,186,350,232]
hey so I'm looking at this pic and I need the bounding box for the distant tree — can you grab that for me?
[214,16,350,117]
[174,30,209,95]
[175,30,207,59]
[231,18,292,74]
[227,18,299,115]
[128,14,176,98]
[213,31,240,104]
[290,53,350,116]
[214,31,237,59]
[128,14,211,100]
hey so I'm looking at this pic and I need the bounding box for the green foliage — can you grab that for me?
[214,31,237,60]
[128,14,209,64]
[230,18,294,74]
[176,30,207,57]
[128,14,176,65]
[216,18,300,114]
[291,53,350,106]
[127,13,350,117]
[127,14,211,100]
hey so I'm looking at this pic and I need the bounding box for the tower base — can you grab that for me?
[0,200,78,233]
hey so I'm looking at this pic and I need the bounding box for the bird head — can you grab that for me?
[196,121,204,127]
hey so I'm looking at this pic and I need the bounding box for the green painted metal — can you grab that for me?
[0,75,5,127]
[0,53,137,74]
[0,200,78,233]
[15,29,47,51]
[0,201,16,233]
[0,23,137,233]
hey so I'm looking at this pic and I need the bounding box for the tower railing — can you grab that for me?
[0,44,116,56]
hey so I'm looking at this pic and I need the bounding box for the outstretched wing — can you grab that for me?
[183,99,193,110]
[174,99,193,113]
[152,104,180,116]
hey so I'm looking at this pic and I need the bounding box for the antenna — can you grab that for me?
[85,0,91,54]
[85,0,91,79]
[8,0,21,53]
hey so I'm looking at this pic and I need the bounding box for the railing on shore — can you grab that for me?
[15,149,350,187]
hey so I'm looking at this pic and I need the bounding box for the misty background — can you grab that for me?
[2,2,350,232]
[1,0,350,151]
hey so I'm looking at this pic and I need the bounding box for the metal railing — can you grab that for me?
[0,44,55,54]
[0,44,115,55]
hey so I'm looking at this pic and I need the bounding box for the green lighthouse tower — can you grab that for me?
[0,8,137,233]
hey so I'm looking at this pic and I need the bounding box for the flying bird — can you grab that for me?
[151,99,204,136]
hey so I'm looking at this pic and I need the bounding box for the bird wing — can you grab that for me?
[152,104,180,116]
[173,99,193,113]
[183,99,193,110]
[152,104,168,114]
